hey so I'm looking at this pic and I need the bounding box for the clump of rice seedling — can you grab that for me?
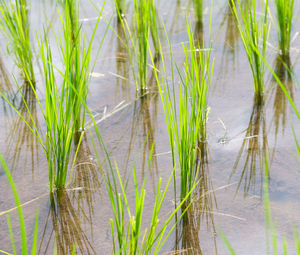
[133,0,151,92]
[116,0,160,93]
[90,132,193,254]
[38,34,78,191]
[0,1,107,191]
[150,17,214,201]
[182,19,213,143]
[59,0,106,144]
[230,0,270,101]
[274,0,294,57]
[0,0,35,83]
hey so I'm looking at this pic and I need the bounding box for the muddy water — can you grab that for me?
[0,0,300,254]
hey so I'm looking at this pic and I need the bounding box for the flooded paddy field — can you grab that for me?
[0,0,300,254]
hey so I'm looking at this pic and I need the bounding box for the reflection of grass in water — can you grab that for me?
[6,82,39,174]
[125,94,159,180]
[272,54,294,139]
[70,133,101,229]
[230,0,269,100]
[231,96,268,197]
[222,153,300,255]
[0,0,35,83]
[175,142,217,255]
[115,21,131,100]
[0,57,12,93]
[124,67,159,184]
[218,1,240,81]
[40,190,96,255]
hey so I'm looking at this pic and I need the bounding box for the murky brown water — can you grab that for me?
[0,0,300,254]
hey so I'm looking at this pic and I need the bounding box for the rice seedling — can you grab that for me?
[115,0,160,93]
[95,145,193,254]
[0,0,107,191]
[37,34,78,191]
[149,17,214,201]
[0,0,35,83]
[0,153,39,255]
[82,106,196,254]
[133,0,151,92]
[58,0,107,144]
[230,0,270,101]
[274,0,294,57]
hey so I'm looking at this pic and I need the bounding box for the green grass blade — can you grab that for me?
[0,154,28,255]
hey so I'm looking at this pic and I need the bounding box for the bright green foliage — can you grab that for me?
[275,0,294,57]
[231,0,270,100]
[90,132,193,255]
[0,0,35,83]
[182,19,213,143]
[133,0,151,91]
[115,0,160,92]
[150,19,214,201]
[38,35,76,191]
[59,0,101,140]
[0,0,106,191]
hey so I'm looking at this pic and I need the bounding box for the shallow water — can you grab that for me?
[0,0,300,254]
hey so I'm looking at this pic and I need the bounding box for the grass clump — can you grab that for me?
[38,35,77,191]
[0,0,107,191]
[150,18,214,201]
[230,0,270,101]
[274,0,294,57]
[0,0,35,83]
[91,130,193,254]
[59,0,105,142]
[116,0,160,93]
